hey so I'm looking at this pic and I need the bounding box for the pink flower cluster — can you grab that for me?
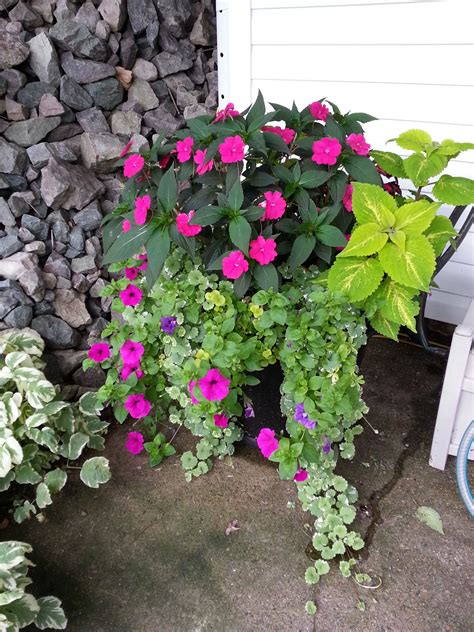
[346,133,371,156]
[120,339,145,380]
[176,210,202,237]
[249,236,277,265]
[261,191,286,221]
[262,125,296,145]
[88,342,111,363]
[194,149,213,175]
[124,393,151,419]
[218,135,246,163]
[120,284,142,308]
[134,194,151,226]
[309,101,330,122]
[125,431,145,455]
[123,154,144,178]
[176,136,194,163]
[222,250,248,280]
[312,137,341,166]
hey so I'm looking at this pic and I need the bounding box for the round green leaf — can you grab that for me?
[79,457,111,489]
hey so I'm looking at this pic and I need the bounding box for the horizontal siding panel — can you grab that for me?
[433,261,474,298]
[451,233,474,266]
[426,289,471,325]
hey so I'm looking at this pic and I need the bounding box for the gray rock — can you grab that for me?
[4,116,61,147]
[26,142,52,169]
[8,1,44,28]
[8,191,36,217]
[119,35,137,69]
[129,132,149,153]
[31,0,55,24]
[39,93,65,117]
[44,252,71,278]
[49,137,81,162]
[18,227,35,243]
[128,77,159,111]
[190,10,215,46]
[74,1,100,32]
[143,106,182,135]
[73,201,102,231]
[0,235,23,257]
[23,240,46,255]
[152,51,193,77]
[69,226,84,251]
[0,174,27,192]
[5,96,29,121]
[41,157,104,210]
[18,268,44,302]
[72,273,90,292]
[95,20,110,41]
[80,132,123,172]
[53,289,92,327]
[47,349,87,376]
[2,69,27,98]
[132,58,158,81]
[60,52,115,84]
[3,305,33,328]
[0,75,6,96]
[0,292,18,319]
[184,103,211,120]
[0,32,29,70]
[21,215,49,240]
[60,75,93,111]
[176,86,198,110]
[33,300,54,316]
[155,0,193,38]
[76,107,110,133]
[52,221,69,243]
[0,198,15,227]
[85,236,102,258]
[126,0,158,35]
[110,110,142,136]
[50,19,108,62]
[28,32,61,87]
[73,364,105,387]
[84,77,123,109]
[150,79,169,100]
[53,0,76,22]
[163,71,194,96]
[16,82,55,108]
[46,123,82,142]
[71,255,96,275]
[89,277,107,298]
[31,315,80,349]
[189,50,207,85]
[98,0,126,32]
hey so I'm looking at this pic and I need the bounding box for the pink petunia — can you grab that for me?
[261,125,296,145]
[336,234,351,252]
[120,284,143,307]
[88,342,111,363]
[257,428,279,458]
[312,137,342,166]
[294,468,309,483]
[214,413,229,428]
[346,133,371,156]
[218,136,245,163]
[121,362,143,381]
[188,380,199,405]
[222,250,249,280]
[249,236,277,266]
[124,393,151,419]
[213,102,240,123]
[261,191,286,221]
[125,431,145,455]
[124,154,144,178]
[136,253,147,271]
[120,339,145,365]
[342,184,353,212]
[125,267,139,281]
[134,194,151,226]
[199,368,230,401]
[122,219,132,233]
[176,210,202,237]
[120,139,133,158]
[176,136,194,163]
[194,149,214,175]
[309,101,330,122]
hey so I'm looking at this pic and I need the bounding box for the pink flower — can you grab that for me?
[214,413,229,428]
[121,363,143,381]
[213,102,240,123]
[124,153,144,178]
[309,101,330,122]
[134,194,151,226]
[124,393,151,419]
[120,139,133,158]
[120,284,143,307]
[249,236,277,265]
[262,191,286,221]
[125,267,139,280]
[125,431,145,455]
[343,184,353,212]
[199,368,230,401]
[176,210,202,237]
[219,136,245,163]
[122,219,132,233]
[158,154,172,169]
[120,339,144,365]
[346,133,371,156]
[312,137,342,166]
[188,380,199,405]
[176,136,194,163]
[136,253,147,271]
[257,428,279,458]
[88,342,111,363]
[336,234,351,252]
[194,149,214,175]
[222,250,249,280]
[261,125,296,145]
[294,468,309,483]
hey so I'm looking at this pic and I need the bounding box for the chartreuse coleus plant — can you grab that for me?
[0,329,111,524]
[0,541,66,630]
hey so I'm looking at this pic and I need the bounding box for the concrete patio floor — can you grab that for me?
[7,338,474,632]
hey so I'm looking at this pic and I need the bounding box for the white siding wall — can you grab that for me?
[217,0,474,325]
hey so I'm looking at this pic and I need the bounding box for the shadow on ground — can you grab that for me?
[7,338,474,632]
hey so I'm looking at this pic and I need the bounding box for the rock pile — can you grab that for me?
[0,0,217,384]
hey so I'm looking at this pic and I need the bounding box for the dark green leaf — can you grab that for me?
[146,229,170,290]
[211,119,245,136]
[187,118,210,141]
[207,250,232,271]
[182,187,216,212]
[229,216,251,253]
[299,169,332,189]
[102,225,149,265]
[272,164,294,184]
[246,90,266,128]
[324,116,344,142]
[316,225,347,246]
[253,262,279,291]
[234,271,251,297]
[248,131,267,155]
[158,166,177,212]
[189,205,224,226]
[228,178,244,210]
[345,112,377,123]
[243,205,265,221]
[275,218,301,234]
[314,243,332,264]
[248,170,278,187]
[263,131,291,154]
[169,223,195,258]
[289,234,316,269]
[327,171,348,203]
[344,155,381,185]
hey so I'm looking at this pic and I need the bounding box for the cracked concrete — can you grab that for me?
[5,338,474,631]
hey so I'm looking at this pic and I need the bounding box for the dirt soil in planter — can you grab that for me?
[5,337,474,632]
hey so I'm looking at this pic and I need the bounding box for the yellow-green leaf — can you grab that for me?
[370,150,406,178]
[352,183,397,228]
[403,153,447,187]
[328,257,384,301]
[432,175,474,205]
[378,235,435,291]
[394,129,432,152]
[339,223,388,257]
[375,279,419,332]
[424,215,457,256]
[389,230,406,251]
[370,311,400,341]
[394,200,440,235]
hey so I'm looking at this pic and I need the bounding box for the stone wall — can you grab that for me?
[0,0,217,385]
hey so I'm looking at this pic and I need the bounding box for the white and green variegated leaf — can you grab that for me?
[328,257,384,301]
[338,223,388,258]
[0,392,22,425]
[424,215,457,256]
[352,183,397,228]
[35,596,67,630]
[0,445,12,478]
[13,501,36,524]
[13,367,44,382]
[394,200,440,235]
[416,506,444,534]
[39,401,70,416]
[63,433,89,460]
[5,352,33,371]
[0,588,24,606]
[0,331,44,356]
[44,469,67,493]
[15,465,42,485]
[375,279,419,332]
[24,380,56,409]
[26,428,58,453]
[0,366,14,386]
[0,471,15,492]
[0,542,32,572]
[378,235,435,291]
[80,457,111,489]
[25,413,48,429]
[78,392,102,417]
[4,593,39,628]
[35,482,52,510]
[5,435,23,466]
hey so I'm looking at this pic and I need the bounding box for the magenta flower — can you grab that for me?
[160,316,177,335]
[122,219,132,233]
[342,184,353,212]
[335,234,351,252]
[134,194,151,226]
[249,236,277,266]
[121,362,143,381]
[261,125,296,145]
[218,136,245,163]
[120,284,143,308]
[120,339,144,365]
[124,393,151,419]
[214,413,229,428]
[346,133,371,156]
[176,210,202,237]
[119,139,133,158]
[322,436,331,454]
[125,267,139,281]
[213,102,239,123]
[136,253,147,271]
[194,149,214,175]
[199,368,230,401]
[222,250,249,280]
[309,101,330,122]
[88,342,111,363]
[176,136,194,163]
[312,137,342,166]
[188,380,199,405]
[257,428,279,458]
[294,468,309,483]
[125,431,145,455]
[124,153,144,178]
[261,191,286,221]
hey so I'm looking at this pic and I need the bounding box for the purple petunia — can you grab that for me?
[160,316,178,335]
[294,403,316,430]
[322,436,331,454]
[244,402,255,418]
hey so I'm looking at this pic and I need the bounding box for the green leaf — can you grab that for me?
[315,559,330,575]
[437,139,474,156]
[248,130,267,155]
[253,263,279,291]
[305,567,320,585]
[379,234,435,291]
[66,432,89,460]
[234,271,251,298]
[35,596,67,630]
[370,150,406,178]
[272,165,294,184]
[394,129,432,152]
[375,279,419,332]
[352,182,397,227]
[78,391,102,416]
[158,166,177,212]
[80,457,111,489]
[44,469,67,493]
[229,216,251,253]
[102,225,149,266]
[338,223,387,257]
[345,111,377,123]
[316,224,347,247]
[15,464,42,485]
[432,175,474,205]
[289,234,316,270]
[415,506,444,534]
[246,90,266,128]
[187,117,210,141]
[327,171,348,203]
[189,205,224,226]
[328,257,384,301]
[403,152,447,187]
[5,594,39,628]
[299,169,331,189]
[278,457,298,480]
[263,131,291,154]
[146,229,170,290]
[389,229,406,251]
[394,199,440,235]
[343,155,381,185]
[305,600,317,615]
[36,482,52,509]
[248,171,278,187]
[424,215,457,256]
[243,206,265,221]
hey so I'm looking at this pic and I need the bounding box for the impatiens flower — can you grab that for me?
[158,154,172,169]
[124,153,144,178]
[88,342,111,363]
[261,125,296,145]
[120,284,143,307]
[194,149,214,175]
[312,137,342,166]
[213,102,240,123]
[342,183,353,212]
[322,436,331,454]
[120,339,145,365]
[244,402,255,418]
[122,219,132,233]
[160,316,178,335]
[261,191,286,221]
[336,234,351,252]
[199,368,230,401]
[134,194,151,226]
[124,393,151,419]
[309,101,330,121]
[257,428,279,458]
[125,431,145,455]
[294,403,316,430]
[346,133,371,156]
[214,413,229,428]
[188,380,199,405]
[222,250,249,280]
[249,236,277,266]
[119,139,133,158]
[176,210,202,237]
[176,136,194,163]
[294,468,309,483]
[125,267,139,281]
[219,135,245,163]
[136,253,147,271]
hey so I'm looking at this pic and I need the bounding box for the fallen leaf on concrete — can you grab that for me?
[225,520,240,535]
[416,506,444,534]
